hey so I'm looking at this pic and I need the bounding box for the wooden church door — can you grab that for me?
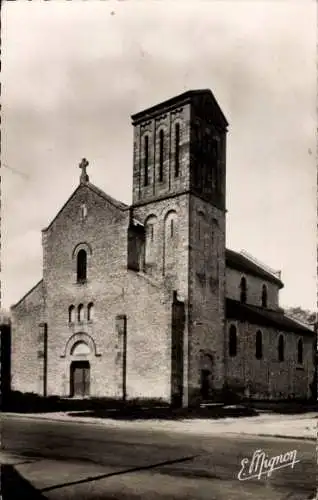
[70,361,90,397]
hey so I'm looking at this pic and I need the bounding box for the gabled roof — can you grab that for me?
[11,279,44,310]
[42,181,128,232]
[225,249,284,288]
[131,89,228,128]
[87,183,128,211]
[226,298,314,335]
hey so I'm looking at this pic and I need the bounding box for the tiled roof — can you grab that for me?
[226,298,314,335]
[226,249,284,288]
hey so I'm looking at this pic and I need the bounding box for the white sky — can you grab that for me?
[2,1,317,311]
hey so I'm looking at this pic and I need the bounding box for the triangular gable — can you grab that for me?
[42,182,129,233]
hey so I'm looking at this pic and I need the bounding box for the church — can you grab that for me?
[10,89,315,407]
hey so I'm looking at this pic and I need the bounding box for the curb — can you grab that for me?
[2,412,110,427]
[2,413,316,441]
[243,432,316,442]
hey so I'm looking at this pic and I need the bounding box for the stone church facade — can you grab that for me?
[11,90,315,406]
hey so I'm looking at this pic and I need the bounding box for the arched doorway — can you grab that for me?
[69,340,91,397]
[61,333,101,398]
[70,360,90,397]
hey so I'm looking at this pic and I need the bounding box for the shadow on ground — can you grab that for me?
[2,391,317,421]
[1,464,48,499]
[67,400,318,420]
[2,392,257,419]
[69,404,260,421]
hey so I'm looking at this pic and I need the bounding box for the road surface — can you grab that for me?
[1,415,316,499]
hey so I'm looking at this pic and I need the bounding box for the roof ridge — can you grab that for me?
[239,250,282,280]
[86,182,129,210]
[11,279,44,309]
[226,298,314,334]
[225,248,284,288]
[42,182,129,232]
[284,312,315,329]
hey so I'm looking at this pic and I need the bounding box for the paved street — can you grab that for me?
[1,415,316,499]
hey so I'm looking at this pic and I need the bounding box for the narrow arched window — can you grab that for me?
[68,305,75,323]
[256,330,263,359]
[77,249,87,282]
[278,334,284,362]
[170,219,174,238]
[297,338,303,364]
[163,211,177,275]
[144,135,149,186]
[240,277,247,304]
[87,302,94,321]
[144,215,157,271]
[175,123,180,177]
[164,212,177,244]
[80,204,87,221]
[147,223,154,242]
[78,304,84,322]
[261,284,268,308]
[229,325,237,357]
[159,130,164,182]
[212,139,219,190]
[198,211,205,241]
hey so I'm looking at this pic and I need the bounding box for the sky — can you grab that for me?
[1,1,317,311]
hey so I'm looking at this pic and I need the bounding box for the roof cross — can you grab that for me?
[79,158,89,184]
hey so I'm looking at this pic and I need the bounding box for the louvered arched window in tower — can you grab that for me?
[175,123,180,178]
[144,135,149,186]
[159,129,164,182]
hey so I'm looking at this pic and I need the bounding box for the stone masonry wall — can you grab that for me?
[132,104,191,205]
[226,267,280,309]
[11,281,45,394]
[188,195,226,403]
[225,319,314,399]
[132,92,228,406]
[41,183,172,400]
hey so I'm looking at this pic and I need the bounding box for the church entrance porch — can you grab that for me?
[61,333,101,398]
[70,360,90,398]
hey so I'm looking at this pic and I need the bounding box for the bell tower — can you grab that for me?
[131,89,227,209]
[131,90,228,405]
